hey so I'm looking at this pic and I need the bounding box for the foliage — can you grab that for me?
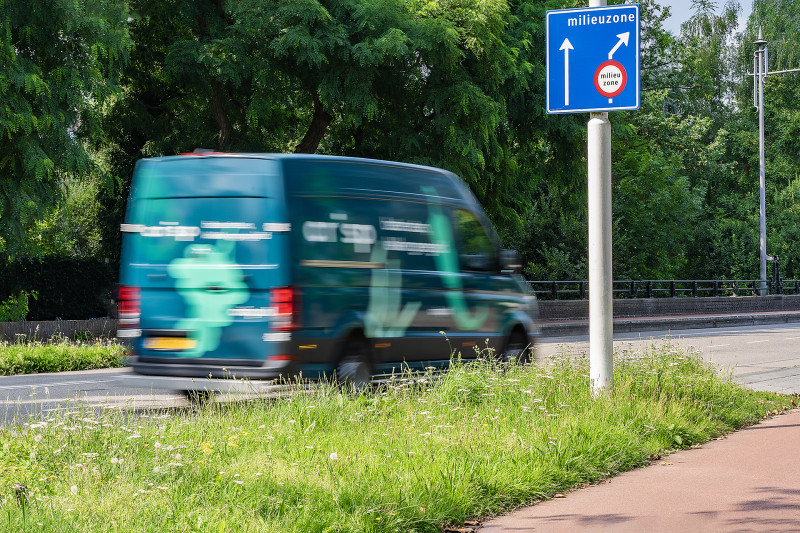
[24,177,104,257]
[612,119,703,279]
[97,0,535,261]
[0,290,35,322]
[4,0,800,286]
[0,340,124,375]
[0,346,791,530]
[0,0,131,253]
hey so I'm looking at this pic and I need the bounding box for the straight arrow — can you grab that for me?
[560,38,573,106]
[608,32,630,59]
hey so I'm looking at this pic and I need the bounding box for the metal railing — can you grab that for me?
[527,279,800,300]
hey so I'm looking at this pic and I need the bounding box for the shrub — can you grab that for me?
[0,291,36,322]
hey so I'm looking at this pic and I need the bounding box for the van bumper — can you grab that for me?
[127,355,295,381]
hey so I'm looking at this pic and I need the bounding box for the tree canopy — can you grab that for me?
[3,0,800,285]
[0,0,130,254]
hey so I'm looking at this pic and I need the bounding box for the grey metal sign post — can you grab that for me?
[546,1,640,395]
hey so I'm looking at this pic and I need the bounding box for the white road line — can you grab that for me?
[747,340,769,344]
[0,379,118,392]
[704,344,730,349]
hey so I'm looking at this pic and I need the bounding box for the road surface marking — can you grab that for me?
[0,379,118,392]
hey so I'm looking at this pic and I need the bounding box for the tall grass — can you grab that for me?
[0,343,791,532]
[0,340,125,375]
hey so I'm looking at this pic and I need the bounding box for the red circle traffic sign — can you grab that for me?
[594,60,627,98]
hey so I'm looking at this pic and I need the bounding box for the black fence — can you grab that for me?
[528,279,800,301]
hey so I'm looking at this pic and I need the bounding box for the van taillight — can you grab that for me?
[117,285,141,339]
[270,287,298,331]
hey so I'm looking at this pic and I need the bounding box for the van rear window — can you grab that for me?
[123,157,290,291]
[130,157,280,198]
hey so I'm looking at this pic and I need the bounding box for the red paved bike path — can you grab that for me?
[479,408,800,532]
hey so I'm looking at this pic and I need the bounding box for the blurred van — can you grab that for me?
[117,154,537,391]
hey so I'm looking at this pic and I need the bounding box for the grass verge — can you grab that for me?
[0,343,793,532]
[0,340,125,375]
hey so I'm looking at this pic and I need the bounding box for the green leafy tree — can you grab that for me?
[0,0,131,254]
[26,176,104,257]
[100,0,532,261]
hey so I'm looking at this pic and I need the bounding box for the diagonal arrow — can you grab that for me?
[560,38,574,106]
[608,32,630,60]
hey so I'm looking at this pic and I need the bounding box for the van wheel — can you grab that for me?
[336,337,373,392]
[501,330,532,364]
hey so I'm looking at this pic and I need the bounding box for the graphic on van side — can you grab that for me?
[423,187,490,331]
[167,241,250,357]
[365,246,421,338]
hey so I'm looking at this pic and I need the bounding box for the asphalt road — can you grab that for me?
[538,322,800,394]
[2,322,800,424]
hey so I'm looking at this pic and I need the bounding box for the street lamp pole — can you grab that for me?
[754,30,767,296]
[751,31,800,296]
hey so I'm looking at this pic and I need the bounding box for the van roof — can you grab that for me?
[141,153,476,205]
[158,152,447,173]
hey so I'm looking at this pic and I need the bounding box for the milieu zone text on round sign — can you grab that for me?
[594,60,627,100]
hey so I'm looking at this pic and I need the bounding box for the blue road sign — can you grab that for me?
[546,4,640,114]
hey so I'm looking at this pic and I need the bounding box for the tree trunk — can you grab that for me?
[212,81,232,149]
[294,90,331,154]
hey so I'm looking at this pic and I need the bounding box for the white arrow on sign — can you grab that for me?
[560,38,574,106]
[608,32,630,60]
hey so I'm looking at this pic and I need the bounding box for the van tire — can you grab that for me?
[336,337,373,391]
[501,330,532,364]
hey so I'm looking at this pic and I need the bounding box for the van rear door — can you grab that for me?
[121,156,291,364]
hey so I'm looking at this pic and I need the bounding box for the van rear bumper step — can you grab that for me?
[127,357,292,381]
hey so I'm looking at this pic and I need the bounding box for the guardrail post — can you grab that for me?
[692,281,698,297]
[712,280,719,297]
[630,281,636,298]
[646,281,653,298]
[670,280,676,297]
[579,281,586,300]
[551,281,558,300]
[733,280,739,296]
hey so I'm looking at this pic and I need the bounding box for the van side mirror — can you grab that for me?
[499,249,522,273]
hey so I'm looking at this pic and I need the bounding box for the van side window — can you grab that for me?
[453,209,497,272]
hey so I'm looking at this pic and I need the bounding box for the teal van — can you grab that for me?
[118,154,538,390]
